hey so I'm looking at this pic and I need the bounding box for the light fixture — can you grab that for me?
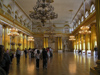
[79,26,91,34]
[69,35,76,41]
[28,36,34,41]
[29,0,58,26]
[8,0,19,36]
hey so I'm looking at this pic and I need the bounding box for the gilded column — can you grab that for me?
[78,34,80,50]
[2,26,4,45]
[3,26,9,51]
[23,34,27,50]
[26,35,28,49]
[44,37,46,48]
[91,23,97,51]
[46,37,48,48]
[19,32,23,51]
[58,37,62,52]
[90,0,100,74]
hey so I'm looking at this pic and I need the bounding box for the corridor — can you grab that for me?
[9,52,97,75]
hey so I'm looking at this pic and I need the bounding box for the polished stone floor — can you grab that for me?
[9,52,97,75]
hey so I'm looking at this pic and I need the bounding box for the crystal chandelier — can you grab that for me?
[29,0,58,26]
[8,0,19,36]
[69,36,76,41]
[8,27,19,36]
[28,36,34,41]
[79,26,91,34]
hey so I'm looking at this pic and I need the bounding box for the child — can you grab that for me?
[35,50,40,69]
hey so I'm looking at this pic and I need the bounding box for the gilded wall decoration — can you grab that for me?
[63,37,73,51]
[34,37,43,49]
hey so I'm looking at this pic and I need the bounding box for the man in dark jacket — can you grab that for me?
[0,45,6,75]
[42,48,48,69]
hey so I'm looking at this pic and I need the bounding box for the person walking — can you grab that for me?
[16,48,21,65]
[28,48,32,59]
[42,48,48,69]
[0,45,6,75]
[24,48,27,58]
[9,49,14,63]
[0,45,11,75]
[35,50,40,69]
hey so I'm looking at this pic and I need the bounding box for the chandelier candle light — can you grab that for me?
[8,0,19,37]
[79,26,91,34]
[29,0,58,26]
[28,36,34,41]
[69,36,76,41]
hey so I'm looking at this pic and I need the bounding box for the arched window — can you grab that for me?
[78,20,80,25]
[76,23,78,27]
[7,9,11,15]
[85,11,89,18]
[90,4,95,13]
[81,16,84,22]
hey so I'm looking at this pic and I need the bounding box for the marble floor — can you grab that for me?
[9,52,97,75]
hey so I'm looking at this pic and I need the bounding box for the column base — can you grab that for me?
[87,50,91,55]
[90,60,100,75]
[82,50,86,54]
[58,50,63,53]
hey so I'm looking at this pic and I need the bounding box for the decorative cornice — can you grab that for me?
[71,11,96,35]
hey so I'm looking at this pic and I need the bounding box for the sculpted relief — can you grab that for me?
[63,37,73,51]
[34,37,43,49]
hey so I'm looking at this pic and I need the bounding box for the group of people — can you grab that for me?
[24,47,53,69]
[0,45,53,75]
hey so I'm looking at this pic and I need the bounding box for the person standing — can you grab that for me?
[0,45,11,75]
[0,45,6,75]
[35,50,40,69]
[42,48,48,69]
[28,48,32,59]
[9,49,14,63]
[16,48,21,65]
[94,46,98,58]
[24,48,27,58]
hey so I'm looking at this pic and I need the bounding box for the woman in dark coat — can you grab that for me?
[0,45,6,75]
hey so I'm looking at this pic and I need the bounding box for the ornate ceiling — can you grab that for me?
[16,0,83,27]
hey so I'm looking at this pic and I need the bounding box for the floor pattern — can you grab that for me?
[9,52,97,75]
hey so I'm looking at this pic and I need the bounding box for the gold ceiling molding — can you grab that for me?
[7,4,12,10]
[3,4,7,9]
[64,25,69,27]
[71,2,83,23]
[0,12,33,36]
[15,1,32,21]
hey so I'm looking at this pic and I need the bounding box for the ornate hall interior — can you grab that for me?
[0,0,100,75]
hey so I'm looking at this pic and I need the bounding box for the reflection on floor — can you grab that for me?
[9,52,97,75]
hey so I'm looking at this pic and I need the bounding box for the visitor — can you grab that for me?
[0,45,11,75]
[49,47,53,57]
[94,46,98,58]
[28,48,32,59]
[35,50,40,69]
[47,47,50,58]
[42,48,48,69]
[6,49,9,54]
[24,48,27,58]
[9,49,14,63]
[0,45,6,75]
[16,48,21,65]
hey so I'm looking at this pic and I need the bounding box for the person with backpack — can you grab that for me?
[16,48,21,65]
